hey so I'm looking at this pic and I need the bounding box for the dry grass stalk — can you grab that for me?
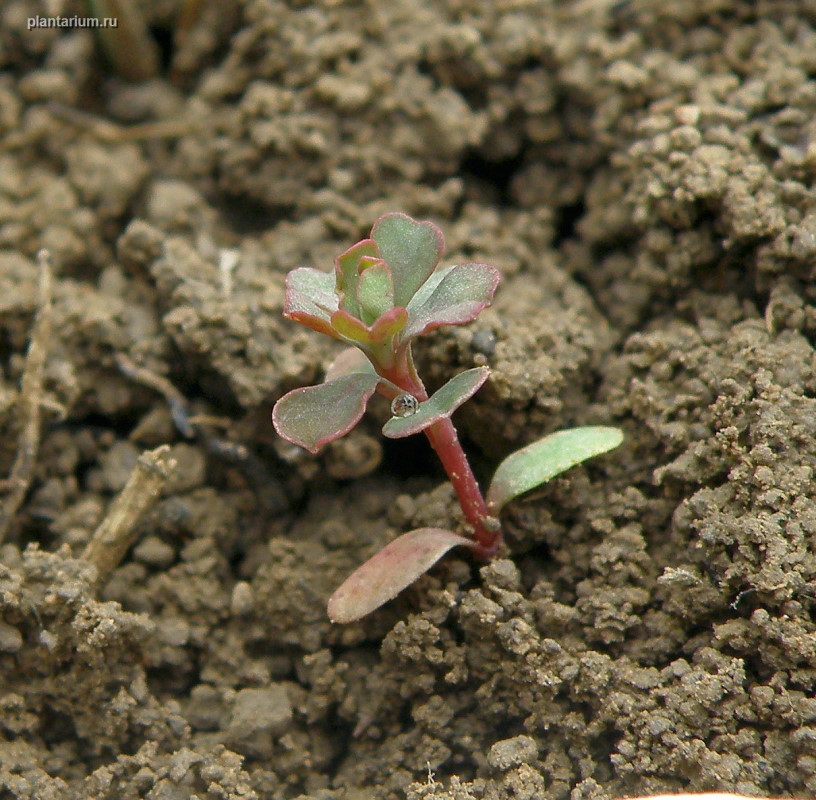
[0,250,53,544]
[83,445,177,587]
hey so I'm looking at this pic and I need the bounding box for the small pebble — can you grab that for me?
[0,620,23,653]
[487,735,539,771]
[157,617,190,647]
[471,329,497,357]
[230,581,254,616]
[227,685,293,759]
[133,535,175,568]
[186,684,225,731]
[99,440,140,491]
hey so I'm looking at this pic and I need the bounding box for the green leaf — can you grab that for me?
[334,239,378,318]
[284,267,340,337]
[405,262,451,308]
[486,426,624,512]
[404,262,500,339]
[356,258,395,325]
[372,213,443,307]
[327,528,474,623]
[272,373,380,454]
[382,367,490,438]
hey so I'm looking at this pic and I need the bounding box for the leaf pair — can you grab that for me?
[327,426,624,623]
[272,352,490,454]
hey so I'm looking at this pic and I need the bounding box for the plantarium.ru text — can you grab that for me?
[273,212,623,623]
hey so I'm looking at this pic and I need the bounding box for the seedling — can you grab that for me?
[273,213,623,623]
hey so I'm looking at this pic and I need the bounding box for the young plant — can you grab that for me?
[273,213,623,623]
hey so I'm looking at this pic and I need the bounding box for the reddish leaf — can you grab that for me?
[403,262,500,339]
[327,528,474,623]
[272,373,380,454]
[330,306,408,345]
[324,347,377,382]
[284,267,339,337]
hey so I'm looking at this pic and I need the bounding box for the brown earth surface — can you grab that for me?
[2,1,816,798]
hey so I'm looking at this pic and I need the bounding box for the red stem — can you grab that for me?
[422,416,500,557]
[379,346,501,558]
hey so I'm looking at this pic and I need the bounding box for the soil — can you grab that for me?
[2,1,816,798]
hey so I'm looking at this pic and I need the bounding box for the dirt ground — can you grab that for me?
[2,0,816,798]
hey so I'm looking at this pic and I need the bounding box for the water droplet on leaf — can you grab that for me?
[390,393,419,418]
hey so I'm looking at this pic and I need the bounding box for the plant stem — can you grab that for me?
[422,416,500,558]
[379,346,501,558]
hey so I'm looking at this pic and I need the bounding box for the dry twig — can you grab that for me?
[0,250,53,544]
[114,354,289,514]
[114,352,194,437]
[82,444,177,587]
[47,103,195,143]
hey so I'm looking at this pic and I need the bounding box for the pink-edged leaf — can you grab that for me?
[403,262,500,339]
[334,239,378,318]
[284,267,339,337]
[327,527,474,623]
[330,306,408,345]
[486,426,624,512]
[356,258,395,325]
[272,373,380,454]
[382,367,490,438]
[371,213,444,307]
[324,347,377,382]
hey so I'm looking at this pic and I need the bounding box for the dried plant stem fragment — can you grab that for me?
[83,445,177,587]
[115,354,289,513]
[0,250,53,544]
[47,103,196,143]
[115,352,194,437]
[87,0,160,82]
